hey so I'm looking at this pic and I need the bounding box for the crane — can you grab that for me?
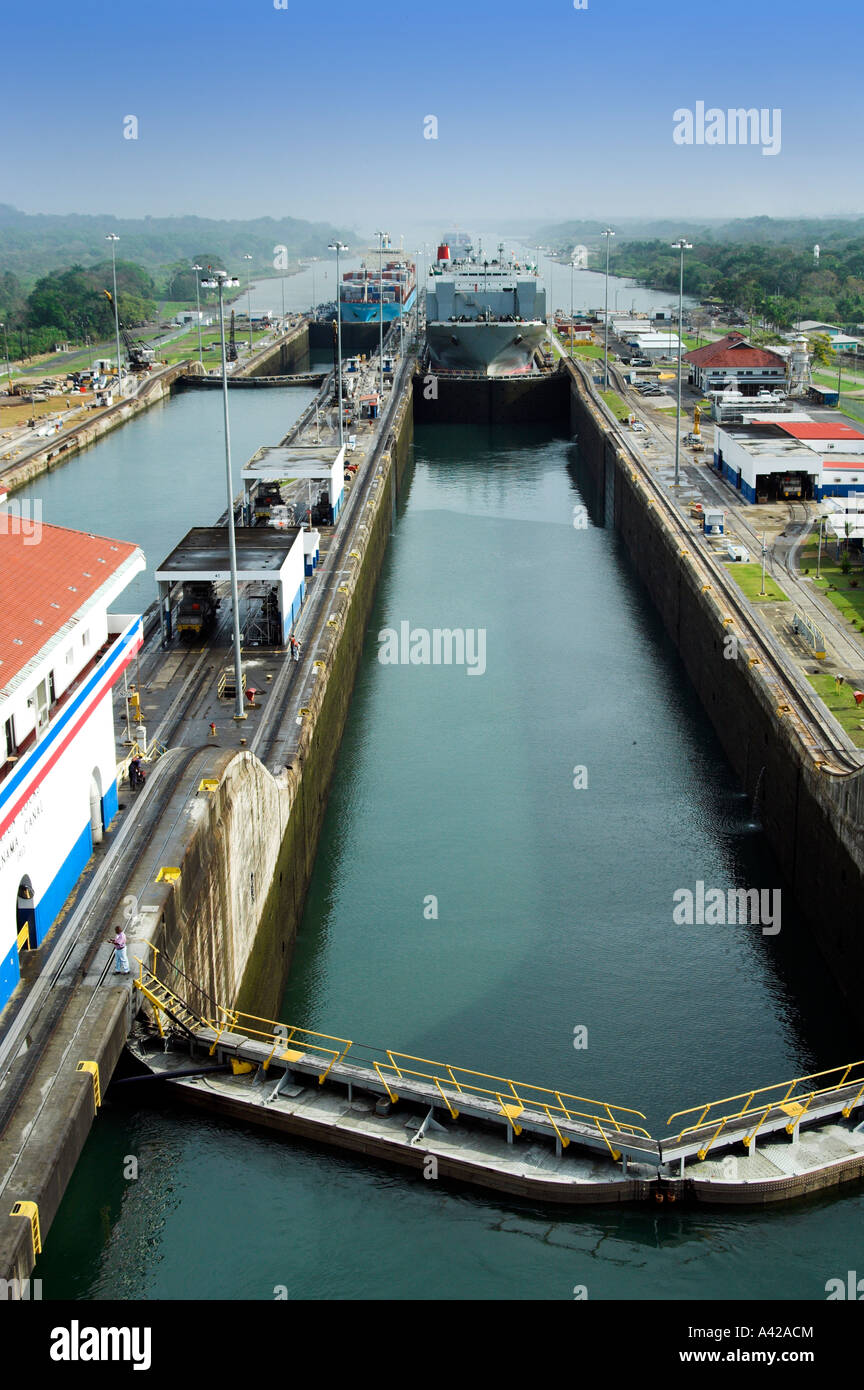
[102,291,156,372]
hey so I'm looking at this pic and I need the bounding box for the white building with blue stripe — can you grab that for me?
[0,520,144,1013]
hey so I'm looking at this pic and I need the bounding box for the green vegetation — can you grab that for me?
[600,390,630,422]
[0,203,349,282]
[800,538,864,627]
[806,672,864,747]
[723,563,789,602]
[597,232,864,334]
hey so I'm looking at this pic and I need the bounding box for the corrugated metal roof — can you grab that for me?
[0,523,138,689]
[779,422,864,440]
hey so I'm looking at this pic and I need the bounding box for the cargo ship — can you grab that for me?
[425,240,547,376]
[339,259,416,324]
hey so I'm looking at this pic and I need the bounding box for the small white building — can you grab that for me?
[0,520,144,1010]
[714,417,864,501]
[627,330,684,361]
[685,333,787,395]
[174,311,214,327]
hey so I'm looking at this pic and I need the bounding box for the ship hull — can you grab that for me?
[339,288,417,324]
[426,321,546,376]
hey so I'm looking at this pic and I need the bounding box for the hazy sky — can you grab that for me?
[4,0,861,231]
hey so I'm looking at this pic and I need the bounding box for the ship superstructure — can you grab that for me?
[339,259,416,324]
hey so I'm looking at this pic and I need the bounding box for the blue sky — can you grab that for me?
[3,0,861,230]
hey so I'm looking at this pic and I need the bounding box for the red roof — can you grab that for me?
[820,459,864,469]
[0,523,138,689]
[778,422,864,441]
[684,332,786,369]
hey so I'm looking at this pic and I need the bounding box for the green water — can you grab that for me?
[37,421,863,1301]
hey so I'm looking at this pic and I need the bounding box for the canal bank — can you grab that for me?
[35,417,864,1300]
[565,357,864,1005]
[1,320,313,497]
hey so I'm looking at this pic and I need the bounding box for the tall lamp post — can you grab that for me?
[601,227,615,389]
[105,233,123,396]
[328,241,348,450]
[191,264,204,364]
[243,254,253,351]
[200,271,246,721]
[374,229,388,397]
[569,261,574,360]
[0,322,11,393]
[671,238,692,488]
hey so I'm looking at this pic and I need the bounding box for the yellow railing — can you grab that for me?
[210,1006,353,1082]
[130,956,864,1166]
[666,1058,864,1160]
[373,1050,650,1145]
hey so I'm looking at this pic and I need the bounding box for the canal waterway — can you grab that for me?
[33,406,864,1301]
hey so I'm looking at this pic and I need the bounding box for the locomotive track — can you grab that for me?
[580,359,863,777]
[0,743,209,1145]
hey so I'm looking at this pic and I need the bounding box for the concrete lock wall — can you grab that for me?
[568,366,864,1001]
[145,384,414,1021]
[413,367,570,425]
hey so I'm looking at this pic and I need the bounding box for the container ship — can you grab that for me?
[425,240,547,376]
[339,259,416,324]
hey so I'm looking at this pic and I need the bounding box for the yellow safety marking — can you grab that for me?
[231,1059,254,1075]
[281,1048,305,1063]
[679,549,689,557]
[155,867,181,882]
[500,1102,523,1121]
[198,779,220,792]
[16,923,30,951]
[780,1101,805,1118]
[434,1078,459,1120]
[313,661,326,669]
[76,1061,101,1111]
[702,585,712,593]
[10,1201,41,1256]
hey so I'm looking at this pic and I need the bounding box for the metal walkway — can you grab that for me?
[132,950,864,1177]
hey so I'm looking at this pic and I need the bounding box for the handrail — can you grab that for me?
[130,959,864,1163]
[374,1050,650,1137]
[666,1059,864,1157]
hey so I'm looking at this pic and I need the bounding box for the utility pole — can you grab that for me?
[191,264,204,364]
[200,270,246,721]
[672,237,692,488]
[243,254,253,352]
[105,233,123,396]
[375,230,388,397]
[601,228,615,389]
[328,241,348,450]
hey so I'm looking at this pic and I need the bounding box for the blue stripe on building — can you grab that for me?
[0,941,19,1013]
[34,821,92,946]
[0,619,141,818]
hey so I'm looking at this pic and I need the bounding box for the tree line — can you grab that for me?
[606,238,864,332]
[0,256,226,360]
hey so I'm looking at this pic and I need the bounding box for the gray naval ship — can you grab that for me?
[425,240,547,375]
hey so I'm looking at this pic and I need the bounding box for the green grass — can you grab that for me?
[723,562,789,602]
[157,327,274,367]
[806,671,864,747]
[799,538,864,627]
[600,389,630,422]
[156,300,196,318]
[812,369,864,393]
[552,332,602,358]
